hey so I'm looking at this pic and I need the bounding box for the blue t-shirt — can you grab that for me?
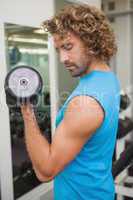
[54,70,120,200]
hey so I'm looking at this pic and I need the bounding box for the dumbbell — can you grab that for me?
[112,142,133,178]
[120,94,130,111]
[4,65,43,108]
[117,117,133,139]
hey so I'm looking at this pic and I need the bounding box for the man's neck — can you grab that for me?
[87,60,111,74]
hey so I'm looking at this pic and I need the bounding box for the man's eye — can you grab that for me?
[63,44,73,50]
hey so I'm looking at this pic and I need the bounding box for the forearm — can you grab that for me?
[21,105,53,179]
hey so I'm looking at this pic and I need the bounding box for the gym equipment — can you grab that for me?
[112,142,133,178]
[44,92,50,105]
[113,93,133,178]
[120,94,130,111]
[117,117,133,139]
[13,161,41,199]
[9,46,21,66]
[5,65,43,107]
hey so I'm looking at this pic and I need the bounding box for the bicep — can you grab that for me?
[50,96,104,175]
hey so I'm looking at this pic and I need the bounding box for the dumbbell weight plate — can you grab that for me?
[5,65,43,106]
[6,66,42,98]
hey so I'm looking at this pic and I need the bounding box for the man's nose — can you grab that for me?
[60,51,69,63]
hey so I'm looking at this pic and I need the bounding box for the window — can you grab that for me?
[130,0,133,9]
[108,1,115,11]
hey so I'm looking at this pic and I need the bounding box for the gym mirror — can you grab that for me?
[4,23,51,199]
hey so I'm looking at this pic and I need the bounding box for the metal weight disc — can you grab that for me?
[5,66,43,99]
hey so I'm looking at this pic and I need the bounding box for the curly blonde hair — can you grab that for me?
[42,4,117,62]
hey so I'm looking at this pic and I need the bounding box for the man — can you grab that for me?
[21,4,120,200]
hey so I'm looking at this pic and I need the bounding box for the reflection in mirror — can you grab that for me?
[4,23,51,199]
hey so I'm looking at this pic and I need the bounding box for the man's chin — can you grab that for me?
[70,72,80,78]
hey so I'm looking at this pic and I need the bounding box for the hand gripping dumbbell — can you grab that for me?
[4,65,43,108]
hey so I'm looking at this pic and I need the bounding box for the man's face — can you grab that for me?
[53,32,92,77]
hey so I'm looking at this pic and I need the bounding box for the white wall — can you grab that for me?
[0,0,54,26]
[115,15,131,91]
[0,1,56,200]
[66,0,101,8]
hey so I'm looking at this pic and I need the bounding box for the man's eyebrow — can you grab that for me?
[55,42,71,51]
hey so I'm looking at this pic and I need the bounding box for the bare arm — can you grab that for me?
[21,96,104,182]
